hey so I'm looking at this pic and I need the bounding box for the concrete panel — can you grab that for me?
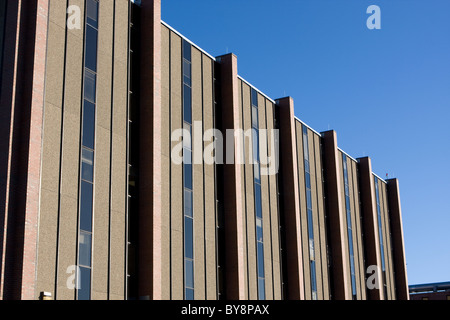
[44,21,65,108]
[55,195,77,300]
[109,131,126,298]
[112,60,128,139]
[59,110,81,199]
[35,102,61,299]
[242,83,257,299]
[192,48,205,300]
[56,109,80,300]
[63,31,83,117]
[171,229,183,300]
[113,0,129,64]
[161,154,171,300]
[96,51,112,130]
[160,25,171,300]
[170,32,183,300]
[97,0,114,57]
[110,22,128,303]
[92,126,111,299]
[202,55,216,300]
[48,0,67,28]
[258,95,273,300]
[35,188,59,298]
[296,120,310,300]
[110,209,125,299]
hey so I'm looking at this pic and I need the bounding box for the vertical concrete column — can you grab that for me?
[21,0,49,300]
[357,157,384,300]
[0,0,49,300]
[386,178,409,300]
[138,0,162,300]
[216,53,246,300]
[276,97,305,300]
[321,130,351,300]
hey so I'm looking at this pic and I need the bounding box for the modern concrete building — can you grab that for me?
[409,282,450,300]
[0,0,409,300]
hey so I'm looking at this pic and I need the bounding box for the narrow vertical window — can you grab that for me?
[77,0,99,300]
[182,40,194,300]
[251,89,265,300]
[343,154,357,299]
[303,125,317,300]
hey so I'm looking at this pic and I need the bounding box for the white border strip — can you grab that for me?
[161,20,217,61]
[373,172,388,184]
[237,75,276,105]
[294,116,322,137]
[338,147,358,163]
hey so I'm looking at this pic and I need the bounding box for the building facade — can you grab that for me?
[0,0,409,300]
[409,282,450,300]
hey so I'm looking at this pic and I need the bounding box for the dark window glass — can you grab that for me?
[251,89,258,107]
[304,159,310,173]
[82,100,95,149]
[185,288,194,300]
[184,163,192,190]
[253,162,260,183]
[303,129,309,162]
[306,188,312,210]
[309,238,315,260]
[183,123,192,150]
[252,129,259,163]
[252,106,258,128]
[81,148,94,182]
[307,209,314,239]
[184,217,193,259]
[86,0,99,28]
[79,232,92,267]
[183,85,192,124]
[185,259,194,289]
[305,172,311,189]
[77,267,91,300]
[183,59,191,86]
[184,189,193,218]
[257,242,265,278]
[345,196,351,213]
[84,69,96,103]
[183,148,192,165]
[256,218,263,243]
[254,183,262,219]
[80,181,93,232]
[310,260,317,299]
[258,278,266,300]
[85,25,98,72]
[183,40,191,61]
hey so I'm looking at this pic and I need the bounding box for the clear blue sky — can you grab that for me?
[162,0,450,286]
